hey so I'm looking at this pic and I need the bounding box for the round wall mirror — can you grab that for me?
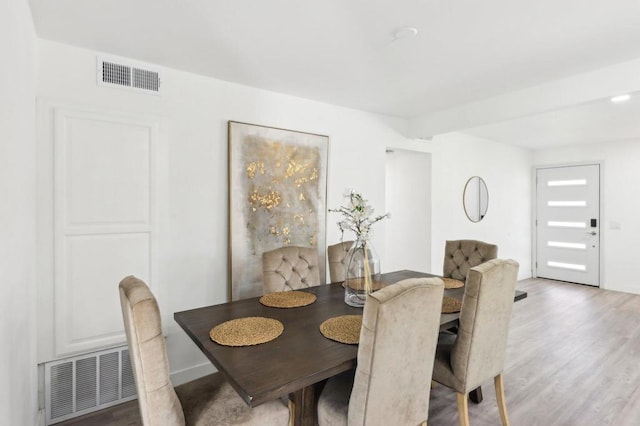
[463,176,489,222]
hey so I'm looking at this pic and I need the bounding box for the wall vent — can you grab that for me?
[44,346,137,425]
[97,56,162,95]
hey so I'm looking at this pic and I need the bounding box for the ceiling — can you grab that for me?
[28,0,640,145]
[463,91,640,149]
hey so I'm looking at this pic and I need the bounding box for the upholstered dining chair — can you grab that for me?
[327,240,354,283]
[432,259,519,426]
[262,245,321,293]
[119,276,290,426]
[317,277,444,426]
[443,239,498,288]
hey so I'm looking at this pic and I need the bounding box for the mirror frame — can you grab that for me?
[463,176,489,222]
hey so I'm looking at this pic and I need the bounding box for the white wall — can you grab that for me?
[427,132,533,279]
[534,140,640,294]
[0,0,38,424]
[35,40,412,377]
[35,40,535,382]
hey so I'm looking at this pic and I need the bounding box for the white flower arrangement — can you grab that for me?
[329,190,389,297]
[329,190,389,243]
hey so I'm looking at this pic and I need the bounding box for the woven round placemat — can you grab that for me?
[209,317,284,347]
[443,277,465,289]
[259,291,317,308]
[442,296,462,314]
[320,315,363,345]
[342,279,385,291]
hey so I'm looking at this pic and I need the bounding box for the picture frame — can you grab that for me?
[228,121,328,300]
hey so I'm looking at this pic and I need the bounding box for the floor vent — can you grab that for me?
[97,56,162,95]
[45,346,137,425]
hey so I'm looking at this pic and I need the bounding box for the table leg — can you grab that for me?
[289,385,316,426]
[469,386,483,403]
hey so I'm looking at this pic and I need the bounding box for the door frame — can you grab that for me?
[532,161,604,288]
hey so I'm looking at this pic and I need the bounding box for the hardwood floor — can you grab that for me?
[56,278,640,426]
[430,278,640,425]
[53,398,140,426]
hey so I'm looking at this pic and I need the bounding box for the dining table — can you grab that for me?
[174,270,527,426]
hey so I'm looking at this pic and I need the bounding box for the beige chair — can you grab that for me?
[317,277,444,426]
[327,240,354,283]
[443,239,498,287]
[262,245,321,293]
[119,276,289,426]
[432,259,519,426]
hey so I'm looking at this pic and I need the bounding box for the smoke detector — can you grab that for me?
[392,27,418,41]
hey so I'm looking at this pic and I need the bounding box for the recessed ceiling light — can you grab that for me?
[611,94,631,103]
[392,27,418,41]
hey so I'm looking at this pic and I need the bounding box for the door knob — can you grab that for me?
[586,231,597,236]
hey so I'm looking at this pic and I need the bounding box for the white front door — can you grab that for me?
[535,164,600,286]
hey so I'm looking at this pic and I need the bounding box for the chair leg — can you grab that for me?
[288,399,295,426]
[494,374,510,426]
[456,392,470,426]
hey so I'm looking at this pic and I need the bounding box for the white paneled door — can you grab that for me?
[535,164,600,286]
[53,108,158,357]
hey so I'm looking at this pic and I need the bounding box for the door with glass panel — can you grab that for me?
[535,164,600,286]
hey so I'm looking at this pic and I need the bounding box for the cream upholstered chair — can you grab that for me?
[317,277,444,426]
[443,240,498,287]
[119,276,289,426]
[432,259,519,426]
[327,240,354,283]
[262,245,321,293]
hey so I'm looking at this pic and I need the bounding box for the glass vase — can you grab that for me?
[344,238,380,307]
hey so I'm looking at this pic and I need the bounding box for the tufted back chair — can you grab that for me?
[443,239,498,282]
[262,245,321,293]
[317,277,444,426]
[119,276,186,425]
[119,276,290,425]
[432,259,519,426]
[327,241,354,283]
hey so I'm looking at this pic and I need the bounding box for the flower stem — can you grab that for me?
[363,243,372,293]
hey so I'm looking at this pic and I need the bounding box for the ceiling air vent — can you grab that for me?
[97,56,162,95]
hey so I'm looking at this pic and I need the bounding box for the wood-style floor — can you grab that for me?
[56,278,640,426]
[429,278,640,425]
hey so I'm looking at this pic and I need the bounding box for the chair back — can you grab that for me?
[443,239,498,281]
[262,245,321,293]
[119,276,185,426]
[348,278,444,425]
[327,241,354,283]
[451,259,519,391]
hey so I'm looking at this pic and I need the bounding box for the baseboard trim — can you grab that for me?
[170,362,217,386]
[603,284,640,296]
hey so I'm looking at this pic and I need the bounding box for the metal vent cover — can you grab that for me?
[97,56,161,95]
[44,346,137,425]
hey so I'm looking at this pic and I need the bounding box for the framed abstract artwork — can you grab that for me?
[228,121,328,300]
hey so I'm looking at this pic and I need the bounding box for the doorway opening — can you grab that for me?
[384,149,431,273]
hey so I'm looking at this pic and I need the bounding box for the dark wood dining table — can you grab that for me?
[174,270,527,426]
